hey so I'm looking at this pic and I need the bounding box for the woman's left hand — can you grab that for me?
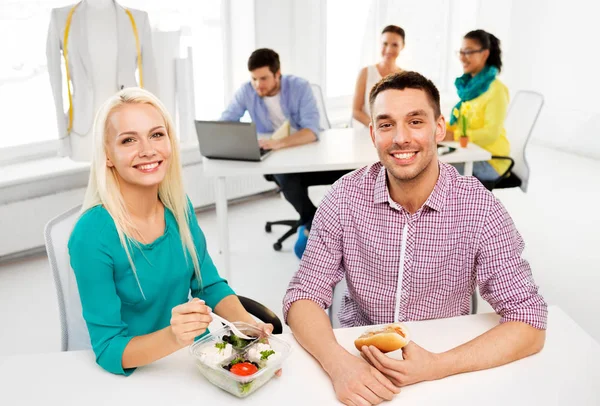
[254,322,274,337]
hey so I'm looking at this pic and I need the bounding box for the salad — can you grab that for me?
[190,323,291,398]
[221,332,254,350]
[246,342,281,367]
[220,340,280,394]
[197,341,234,366]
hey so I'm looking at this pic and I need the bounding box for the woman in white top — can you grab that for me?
[352,25,405,128]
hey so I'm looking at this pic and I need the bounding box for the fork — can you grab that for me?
[210,312,254,340]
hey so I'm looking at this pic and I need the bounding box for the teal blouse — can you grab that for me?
[68,201,234,375]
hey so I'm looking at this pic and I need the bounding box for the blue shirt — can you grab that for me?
[68,201,235,375]
[220,75,321,137]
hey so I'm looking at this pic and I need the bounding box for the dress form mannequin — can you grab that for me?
[75,0,118,161]
[46,0,159,161]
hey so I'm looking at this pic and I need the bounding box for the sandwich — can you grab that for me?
[354,322,410,353]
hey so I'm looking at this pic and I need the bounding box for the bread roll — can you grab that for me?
[354,322,410,353]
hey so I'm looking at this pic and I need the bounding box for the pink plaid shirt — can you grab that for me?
[283,162,547,330]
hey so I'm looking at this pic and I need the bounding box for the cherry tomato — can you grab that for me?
[230,362,258,376]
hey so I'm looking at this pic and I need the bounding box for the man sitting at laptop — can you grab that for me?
[220,48,348,258]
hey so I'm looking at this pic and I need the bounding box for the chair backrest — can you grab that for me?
[310,83,331,130]
[44,205,91,351]
[504,90,544,192]
[328,278,347,328]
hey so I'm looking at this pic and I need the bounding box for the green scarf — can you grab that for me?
[450,65,498,125]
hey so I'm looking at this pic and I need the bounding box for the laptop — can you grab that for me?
[195,120,273,161]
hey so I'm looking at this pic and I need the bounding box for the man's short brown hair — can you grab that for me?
[369,71,441,119]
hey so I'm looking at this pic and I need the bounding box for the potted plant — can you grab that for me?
[453,102,472,148]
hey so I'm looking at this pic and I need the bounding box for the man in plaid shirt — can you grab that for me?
[283,71,547,406]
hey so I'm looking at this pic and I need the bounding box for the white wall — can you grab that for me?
[435,0,600,161]
[465,0,600,339]
[491,146,600,341]
[500,0,600,158]
[253,0,324,84]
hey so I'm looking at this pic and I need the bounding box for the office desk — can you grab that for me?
[1,306,598,405]
[202,128,491,280]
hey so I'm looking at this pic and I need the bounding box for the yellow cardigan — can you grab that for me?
[447,79,511,175]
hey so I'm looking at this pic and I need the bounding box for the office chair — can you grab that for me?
[264,175,301,251]
[481,91,544,192]
[264,83,332,251]
[328,279,479,329]
[328,278,348,329]
[310,83,331,131]
[44,205,283,351]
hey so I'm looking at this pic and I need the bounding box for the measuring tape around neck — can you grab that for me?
[62,3,144,136]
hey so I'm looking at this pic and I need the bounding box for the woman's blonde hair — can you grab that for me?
[81,87,201,298]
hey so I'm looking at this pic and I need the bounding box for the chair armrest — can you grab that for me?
[490,155,515,180]
[238,295,283,334]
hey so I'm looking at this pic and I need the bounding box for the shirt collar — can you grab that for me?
[373,164,388,204]
[422,163,449,212]
[372,162,449,212]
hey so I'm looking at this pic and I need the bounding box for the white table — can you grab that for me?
[1,306,598,405]
[202,128,491,280]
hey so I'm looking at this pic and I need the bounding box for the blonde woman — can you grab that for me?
[352,25,405,128]
[68,88,273,375]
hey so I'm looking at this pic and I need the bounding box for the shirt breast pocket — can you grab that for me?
[437,240,474,295]
[114,268,145,306]
[347,230,387,272]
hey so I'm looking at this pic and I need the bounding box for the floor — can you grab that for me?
[1,143,599,357]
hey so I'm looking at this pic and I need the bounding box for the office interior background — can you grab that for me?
[1,0,599,357]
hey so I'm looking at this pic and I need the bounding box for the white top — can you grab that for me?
[202,128,492,177]
[362,65,383,118]
[263,93,287,131]
[1,306,598,405]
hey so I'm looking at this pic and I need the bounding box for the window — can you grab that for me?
[0,1,72,152]
[121,0,225,121]
[325,0,451,100]
[325,0,371,99]
[377,0,451,90]
[0,0,224,160]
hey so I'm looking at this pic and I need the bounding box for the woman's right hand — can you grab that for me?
[170,298,213,347]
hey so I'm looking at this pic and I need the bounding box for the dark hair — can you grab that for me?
[247,48,280,75]
[369,71,441,119]
[464,29,502,72]
[381,25,405,42]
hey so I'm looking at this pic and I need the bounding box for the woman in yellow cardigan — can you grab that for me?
[446,30,510,182]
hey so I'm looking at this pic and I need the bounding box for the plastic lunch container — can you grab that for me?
[189,322,292,398]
